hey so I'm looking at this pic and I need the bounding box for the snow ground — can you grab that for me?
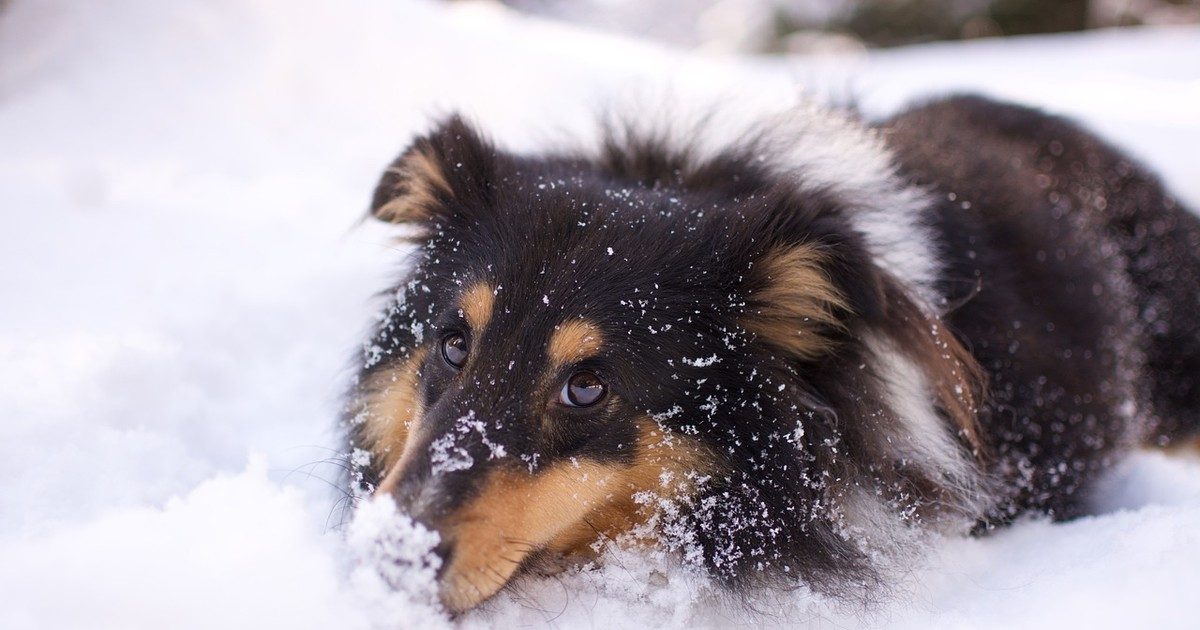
[1,1,1198,628]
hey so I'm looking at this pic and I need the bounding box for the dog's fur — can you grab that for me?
[343,94,1200,612]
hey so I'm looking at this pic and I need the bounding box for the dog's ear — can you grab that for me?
[741,244,855,360]
[739,208,888,360]
[370,115,496,224]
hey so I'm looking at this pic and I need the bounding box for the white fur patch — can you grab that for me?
[864,332,990,526]
[584,96,942,305]
[757,102,941,303]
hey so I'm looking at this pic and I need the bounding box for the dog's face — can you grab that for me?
[360,261,722,612]
[347,116,984,612]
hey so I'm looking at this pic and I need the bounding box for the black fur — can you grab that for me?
[884,95,1200,520]
[344,95,1200,605]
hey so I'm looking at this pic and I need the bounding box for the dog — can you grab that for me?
[342,94,1200,613]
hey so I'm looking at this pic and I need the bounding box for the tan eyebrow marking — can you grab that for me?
[459,282,496,332]
[547,319,604,366]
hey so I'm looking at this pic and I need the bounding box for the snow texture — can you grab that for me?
[1,1,1198,628]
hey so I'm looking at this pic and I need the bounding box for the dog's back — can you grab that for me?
[884,95,1200,520]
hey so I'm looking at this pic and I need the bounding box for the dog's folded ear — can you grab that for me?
[740,229,886,361]
[731,186,895,361]
[741,244,852,360]
[370,115,496,225]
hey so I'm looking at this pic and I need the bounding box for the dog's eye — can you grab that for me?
[560,371,606,407]
[441,333,468,369]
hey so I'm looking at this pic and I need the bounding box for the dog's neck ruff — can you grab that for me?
[600,97,943,309]
[604,100,986,540]
[761,101,941,308]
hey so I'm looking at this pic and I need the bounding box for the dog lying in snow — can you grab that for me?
[343,95,1200,613]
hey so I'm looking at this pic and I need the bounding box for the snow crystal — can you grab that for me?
[429,433,473,475]
[682,354,720,367]
[652,404,684,422]
[429,411,508,476]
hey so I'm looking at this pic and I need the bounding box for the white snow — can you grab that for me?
[683,354,721,367]
[1,1,1198,628]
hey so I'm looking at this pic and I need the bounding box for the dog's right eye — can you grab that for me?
[559,371,606,407]
[441,333,468,369]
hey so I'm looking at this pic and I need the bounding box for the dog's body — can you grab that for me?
[344,94,1200,612]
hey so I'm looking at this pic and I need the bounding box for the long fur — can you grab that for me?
[343,94,1200,609]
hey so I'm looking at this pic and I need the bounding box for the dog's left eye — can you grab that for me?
[559,371,606,407]
[441,333,469,369]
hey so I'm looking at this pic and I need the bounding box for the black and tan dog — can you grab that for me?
[343,95,1200,612]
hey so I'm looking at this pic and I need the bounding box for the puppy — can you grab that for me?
[343,95,1200,612]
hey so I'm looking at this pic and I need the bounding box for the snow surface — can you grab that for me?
[2,1,1199,628]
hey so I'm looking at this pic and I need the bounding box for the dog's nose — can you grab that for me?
[383,470,444,526]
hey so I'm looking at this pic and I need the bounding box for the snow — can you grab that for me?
[683,355,721,367]
[1,0,1198,628]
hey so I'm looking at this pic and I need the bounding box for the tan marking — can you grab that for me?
[436,418,713,612]
[545,421,715,556]
[547,319,604,367]
[459,282,495,333]
[744,245,850,360]
[884,282,987,456]
[925,318,987,455]
[438,460,622,612]
[372,145,453,223]
[359,347,428,482]
[1164,436,1200,455]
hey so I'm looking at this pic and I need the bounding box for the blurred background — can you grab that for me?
[483,0,1200,53]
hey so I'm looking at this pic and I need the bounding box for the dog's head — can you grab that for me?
[347,115,986,612]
